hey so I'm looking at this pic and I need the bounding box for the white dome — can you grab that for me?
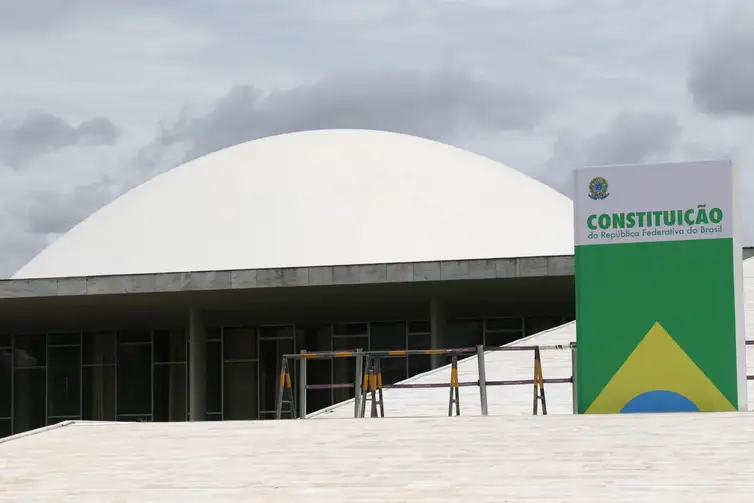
[13,129,575,279]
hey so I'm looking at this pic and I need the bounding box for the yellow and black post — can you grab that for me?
[275,357,296,419]
[532,347,548,415]
[448,355,460,416]
[359,355,385,418]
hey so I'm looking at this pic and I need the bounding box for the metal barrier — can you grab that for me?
[277,340,754,419]
[275,344,574,419]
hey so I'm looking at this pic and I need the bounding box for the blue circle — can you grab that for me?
[620,390,700,413]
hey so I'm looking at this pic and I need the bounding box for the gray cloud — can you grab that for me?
[688,13,754,116]
[21,180,117,235]
[583,112,681,166]
[138,67,551,171]
[541,111,681,194]
[0,113,120,168]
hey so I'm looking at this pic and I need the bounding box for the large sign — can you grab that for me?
[574,160,747,414]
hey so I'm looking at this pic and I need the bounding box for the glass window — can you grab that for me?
[446,320,483,349]
[15,334,46,367]
[296,325,332,412]
[207,328,221,341]
[485,331,522,348]
[332,323,368,336]
[153,329,186,363]
[83,365,116,421]
[486,318,523,331]
[83,332,116,365]
[407,321,431,334]
[14,368,46,433]
[206,341,222,415]
[48,345,81,418]
[153,363,187,422]
[117,343,152,416]
[332,336,367,403]
[0,418,10,439]
[0,348,11,418]
[408,334,431,377]
[223,327,257,360]
[119,330,151,344]
[259,326,294,339]
[524,316,565,336]
[223,361,257,420]
[0,335,11,348]
[48,333,81,346]
[258,338,294,415]
[370,322,407,385]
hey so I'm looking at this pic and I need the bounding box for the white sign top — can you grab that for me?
[573,160,736,246]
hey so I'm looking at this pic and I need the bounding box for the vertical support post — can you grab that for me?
[448,355,460,416]
[188,309,207,422]
[571,342,578,415]
[275,357,285,420]
[299,351,307,419]
[476,345,488,417]
[353,348,363,418]
[430,298,447,370]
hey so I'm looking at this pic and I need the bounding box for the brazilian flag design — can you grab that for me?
[576,238,740,414]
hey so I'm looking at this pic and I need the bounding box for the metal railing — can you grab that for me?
[275,343,576,419]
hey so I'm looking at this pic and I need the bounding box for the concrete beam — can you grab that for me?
[2,247,752,300]
[0,256,575,300]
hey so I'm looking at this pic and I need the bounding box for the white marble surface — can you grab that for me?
[3,412,754,501]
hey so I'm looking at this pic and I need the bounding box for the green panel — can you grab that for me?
[575,237,738,413]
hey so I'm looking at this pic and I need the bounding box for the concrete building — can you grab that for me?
[0,128,748,440]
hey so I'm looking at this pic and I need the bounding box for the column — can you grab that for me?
[189,309,207,421]
[430,298,447,370]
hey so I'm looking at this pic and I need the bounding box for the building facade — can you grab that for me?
[0,309,574,438]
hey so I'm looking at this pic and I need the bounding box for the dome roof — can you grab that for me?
[13,129,575,279]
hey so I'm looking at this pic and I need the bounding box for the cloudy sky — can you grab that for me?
[1,0,753,277]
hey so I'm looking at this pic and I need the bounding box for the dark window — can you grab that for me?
[48,345,81,418]
[223,361,257,420]
[447,320,483,349]
[117,343,152,415]
[332,336,367,403]
[82,365,116,421]
[206,341,222,415]
[485,330,522,348]
[207,328,221,341]
[0,335,11,348]
[407,321,431,334]
[524,316,565,336]
[258,337,294,415]
[0,418,10,438]
[153,329,186,363]
[486,318,522,331]
[153,364,186,422]
[332,323,368,336]
[48,333,81,346]
[223,327,257,360]
[408,333,431,377]
[14,368,46,433]
[15,334,46,367]
[0,348,11,418]
[259,326,294,339]
[296,325,331,413]
[119,330,151,344]
[370,322,407,385]
[83,333,116,365]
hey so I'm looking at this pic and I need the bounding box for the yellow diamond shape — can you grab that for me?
[586,322,735,414]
